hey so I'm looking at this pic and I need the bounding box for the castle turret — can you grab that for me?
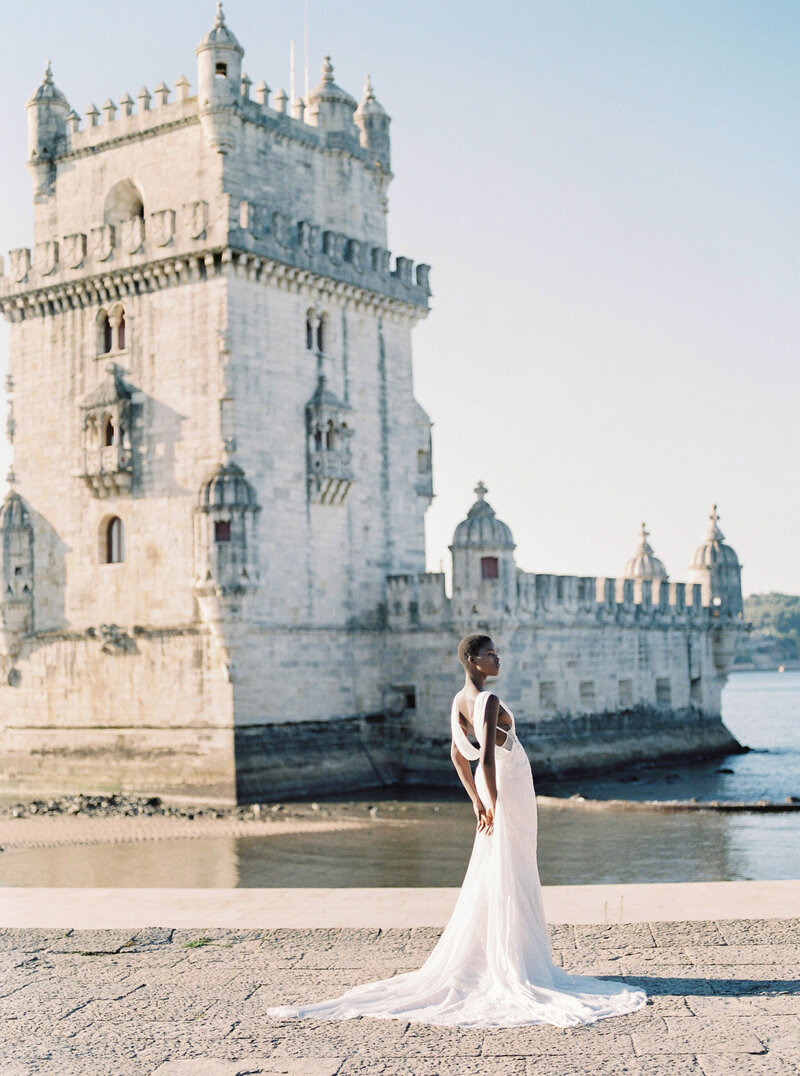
[354,75,391,169]
[306,57,357,135]
[624,522,668,581]
[0,490,34,658]
[688,505,743,618]
[27,62,70,198]
[450,482,517,621]
[196,2,244,153]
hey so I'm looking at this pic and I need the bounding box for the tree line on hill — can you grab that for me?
[736,593,800,666]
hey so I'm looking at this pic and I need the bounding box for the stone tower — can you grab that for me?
[0,8,432,801]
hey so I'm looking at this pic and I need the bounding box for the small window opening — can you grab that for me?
[215,62,228,78]
[102,315,113,354]
[481,556,499,580]
[306,316,314,351]
[214,520,232,543]
[417,449,431,474]
[117,314,126,351]
[316,318,325,353]
[104,418,115,446]
[325,421,335,451]
[404,690,416,710]
[313,428,323,451]
[105,516,124,564]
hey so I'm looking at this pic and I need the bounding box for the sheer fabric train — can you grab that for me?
[267,691,647,1027]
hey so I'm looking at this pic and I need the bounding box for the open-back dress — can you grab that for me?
[267,691,647,1027]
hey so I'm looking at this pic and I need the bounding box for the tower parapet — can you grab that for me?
[687,505,743,618]
[196,2,244,153]
[355,76,391,171]
[0,490,34,658]
[27,63,70,199]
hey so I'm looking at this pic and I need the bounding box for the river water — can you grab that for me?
[2,670,798,887]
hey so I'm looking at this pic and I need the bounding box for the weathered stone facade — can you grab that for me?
[0,10,745,802]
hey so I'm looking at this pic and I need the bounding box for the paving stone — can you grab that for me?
[547,924,576,950]
[482,1024,636,1056]
[632,1016,767,1056]
[149,1060,344,1076]
[0,929,75,952]
[45,929,139,954]
[685,944,794,966]
[715,919,800,946]
[650,921,725,947]
[697,1056,800,1076]
[524,1057,706,1076]
[338,1060,527,1076]
[394,1023,485,1055]
[745,1017,800,1053]
[574,924,656,949]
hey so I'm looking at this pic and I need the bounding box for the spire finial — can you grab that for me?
[215,1,225,26]
[322,56,334,83]
[704,503,725,542]
[363,73,374,100]
[43,61,54,85]
[474,480,488,501]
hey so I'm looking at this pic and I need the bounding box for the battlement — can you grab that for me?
[385,568,740,633]
[0,203,430,318]
[54,72,379,165]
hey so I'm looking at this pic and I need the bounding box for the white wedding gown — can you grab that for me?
[268,691,647,1027]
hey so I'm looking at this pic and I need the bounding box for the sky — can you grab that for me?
[0,0,798,595]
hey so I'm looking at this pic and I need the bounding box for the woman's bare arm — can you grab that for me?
[481,694,500,816]
[450,737,492,833]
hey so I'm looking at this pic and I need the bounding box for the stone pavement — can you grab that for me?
[1,919,799,1076]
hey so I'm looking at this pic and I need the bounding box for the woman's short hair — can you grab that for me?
[457,633,493,669]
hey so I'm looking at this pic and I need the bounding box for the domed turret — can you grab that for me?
[450,482,517,620]
[27,62,70,197]
[194,452,260,600]
[354,75,390,168]
[0,490,34,657]
[624,523,668,581]
[196,2,244,153]
[306,57,357,135]
[687,505,743,617]
[198,455,259,512]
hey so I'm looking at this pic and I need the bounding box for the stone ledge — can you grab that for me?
[1,881,799,929]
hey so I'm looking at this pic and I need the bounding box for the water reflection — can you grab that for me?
[3,803,799,888]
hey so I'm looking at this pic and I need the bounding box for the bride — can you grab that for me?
[268,634,647,1027]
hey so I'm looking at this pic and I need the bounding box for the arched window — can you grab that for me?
[104,516,124,564]
[313,428,323,451]
[316,315,326,354]
[117,313,126,351]
[305,311,315,351]
[104,417,115,446]
[104,180,144,229]
[99,312,113,354]
[325,421,335,451]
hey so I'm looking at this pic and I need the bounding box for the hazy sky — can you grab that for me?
[1,1,797,595]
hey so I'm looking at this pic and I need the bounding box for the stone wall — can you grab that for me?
[0,630,235,800]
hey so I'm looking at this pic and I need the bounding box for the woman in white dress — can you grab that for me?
[268,634,647,1027]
